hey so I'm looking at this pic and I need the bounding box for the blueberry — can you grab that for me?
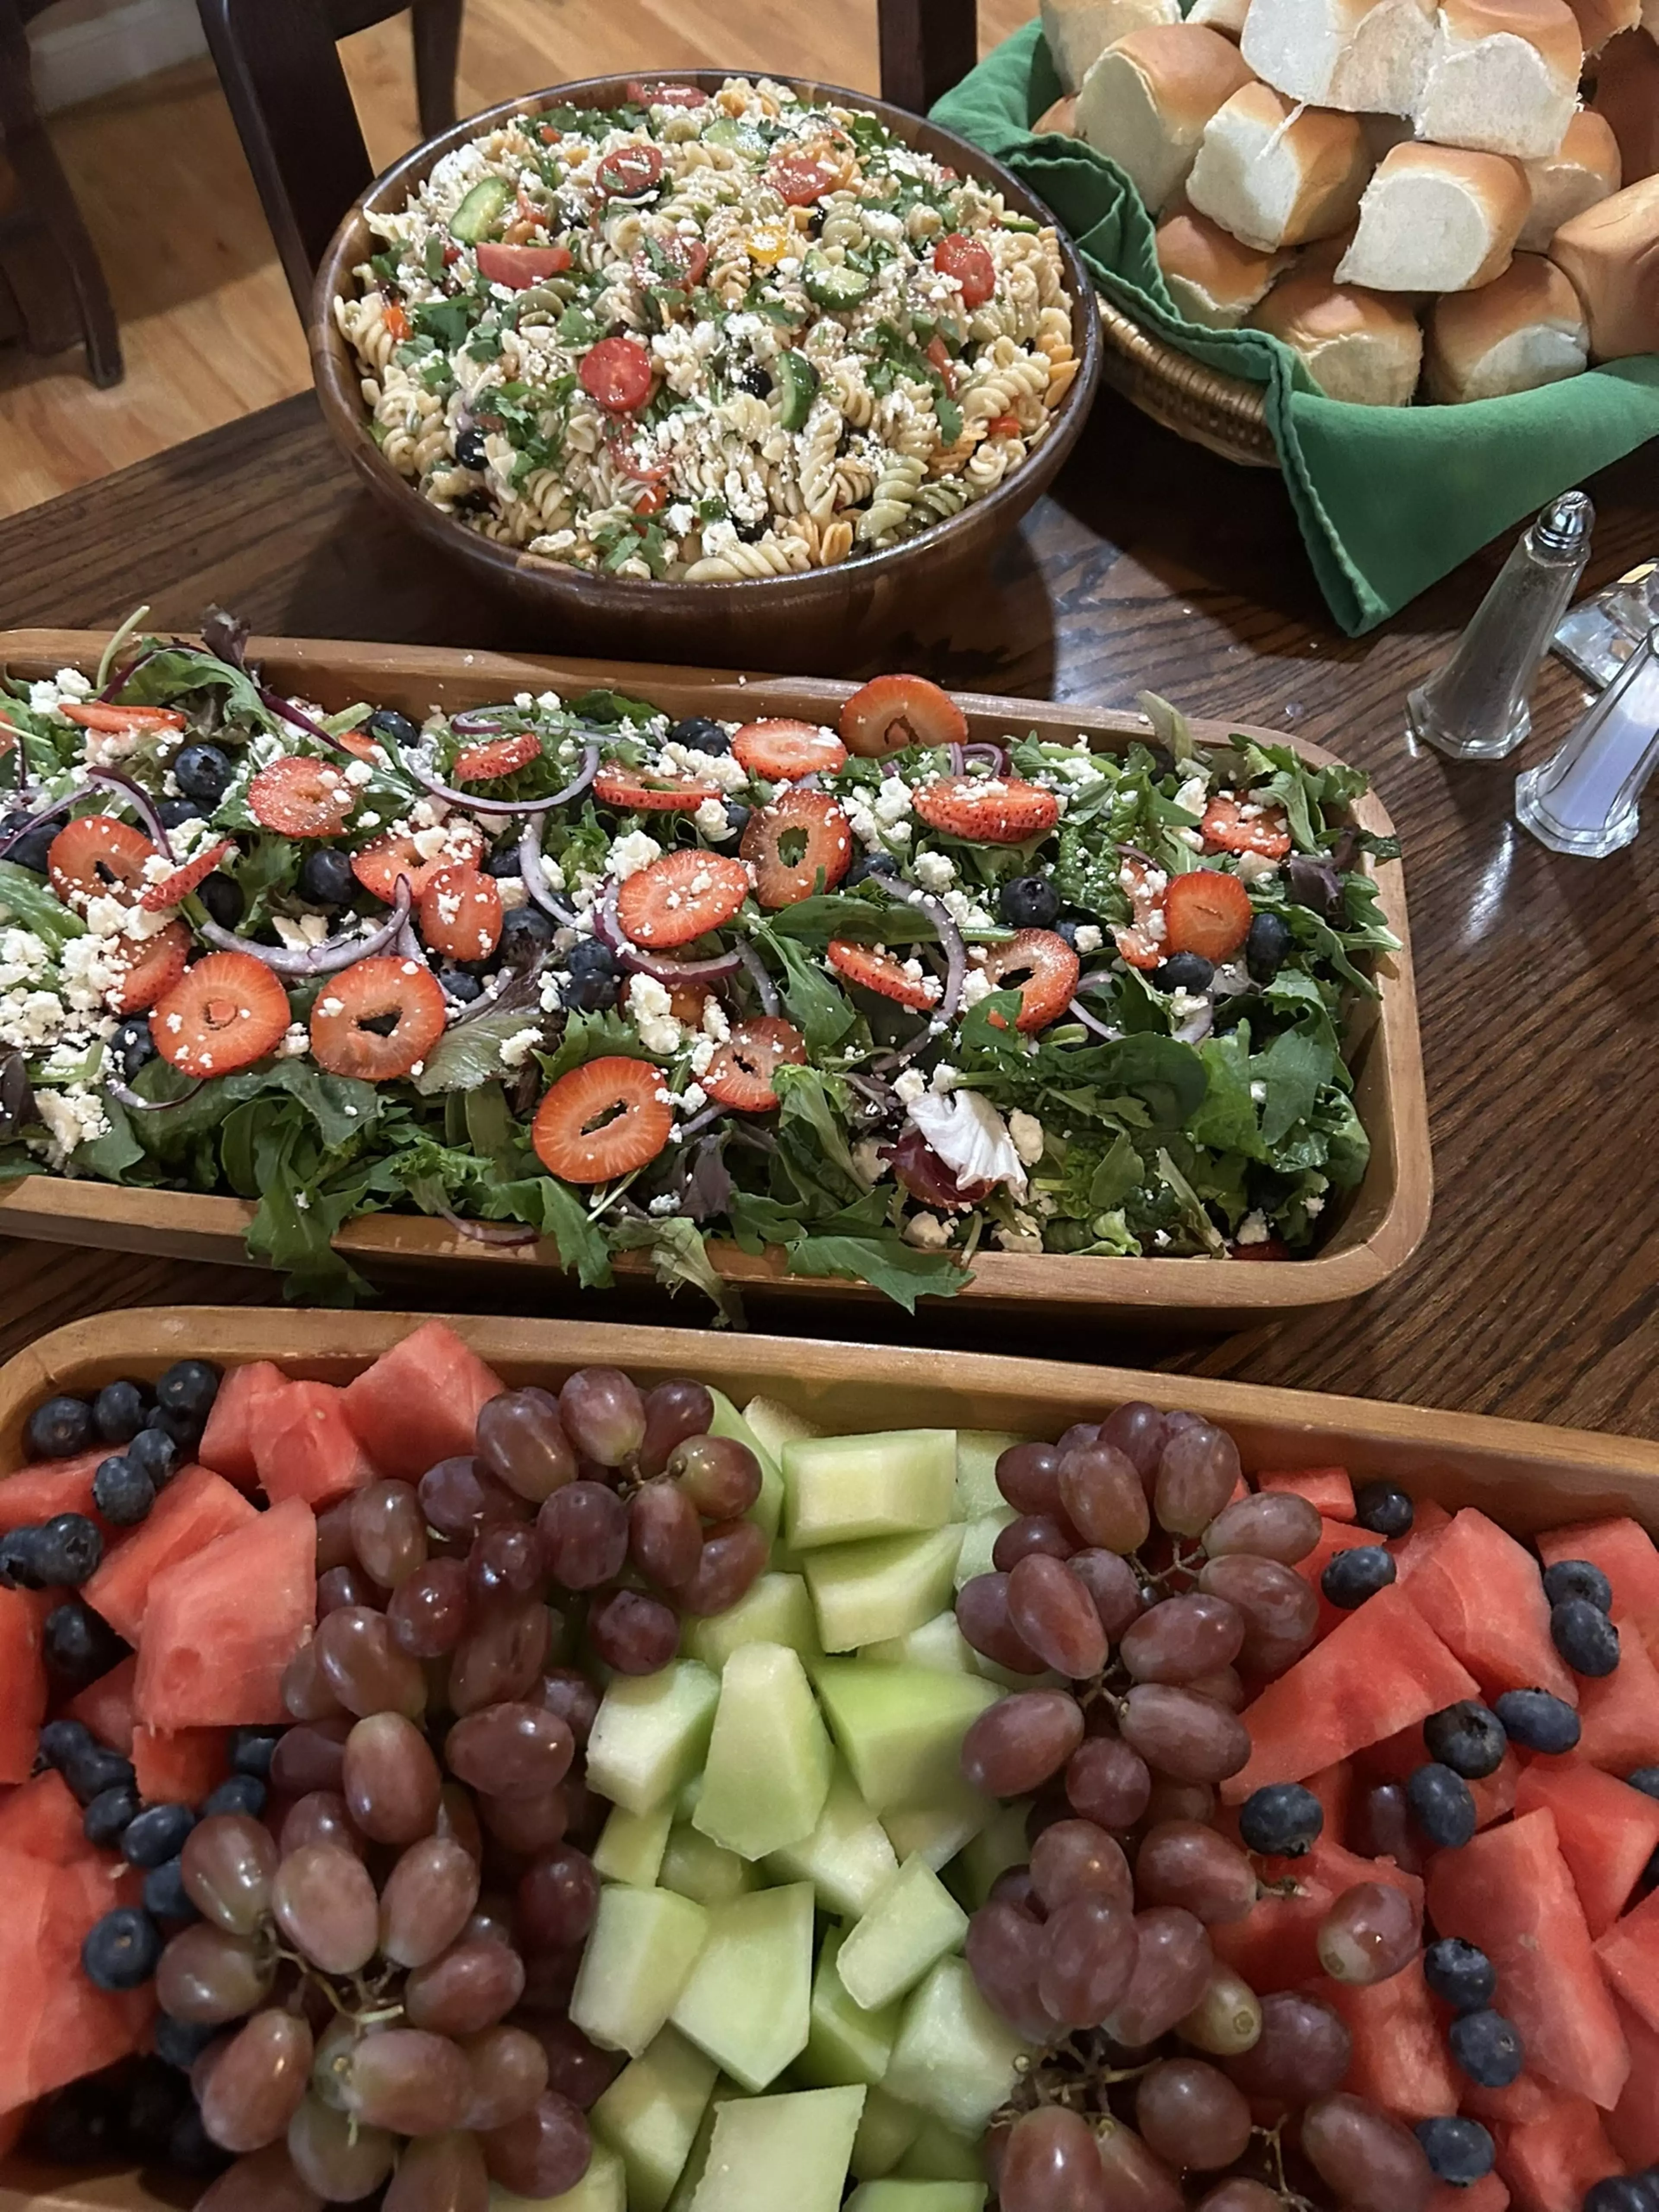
[1583,2181,1659,2212]
[156,798,205,830]
[83,1782,140,1847]
[484,842,526,876]
[143,1855,197,1925]
[1407,1761,1477,1849]
[1415,2116,1494,2186]
[44,1598,128,1688]
[33,1510,103,1586]
[438,967,484,1002]
[145,1403,201,1451]
[1552,1598,1621,1678]
[154,2012,220,2070]
[199,872,245,930]
[0,1527,46,1589]
[202,1773,267,1819]
[168,2104,231,2177]
[1543,1558,1614,1614]
[723,800,750,839]
[1494,1686,1582,1754]
[563,969,620,1012]
[174,744,233,806]
[126,1423,178,1490]
[1449,2008,1525,2089]
[229,1726,282,1779]
[1238,1781,1324,1858]
[567,939,617,976]
[1245,909,1292,983]
[156,1358,220,1423]
[1320,1544,1397,1609]
[82,1904,163,1990]
[455,424,489,471]
[1423,1936,1496,2013]
[668,715,731,755]
[1153,952,1215,995]
[1353,1480,1414,1538]
[120,1801,197,1869]
[36,2077,127,2164]
[1628,1768,1659,1800]
[38,1716,94,1771]
[298,845,356,907]
[124,2058,191,2155]
[367,707,420,751]
[845,851,898,887]
[25,1392,94,1459]
[999,875,1060,930]
[109,1019,156,1082]
[92,1454,155,1527]
[499,907,555,962]
[64,1745,135,1806]
[1423,1700,1509,1780]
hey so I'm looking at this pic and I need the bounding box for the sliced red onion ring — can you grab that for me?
[912,893,965,1023]
[105,1076,204,1112]
[450,710,508,734]
[394,916,423,964]
[86,768,173,860]
[258,688,353,757]
[439,1209,539,1246]
[0,789,77,860]
[406,742,600,817]
[676,1102,730,1144]
[595,878,625,951]
[1174,1001,1214,1046]
[1075,967,1116,993]
[620,947,742,985]
[736,940,778,1020]
[1067,997,1117,1040]
[197,874,413,976]
[449,955,547,1027]
[947,743,966,776]
[962,742,1007,773]
[518,821,578,928]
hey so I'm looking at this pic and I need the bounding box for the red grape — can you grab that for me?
[1097,1402,1168,1483]
[344,2030,471,2136]
[404,1939,526,2035]
[996,1440,1064,1516]
[342,1712,442,1845]
[477,1387,578,1503]
[458,2025,551,2130]
[1135,1822,1259,1923]
[1103,1908,1214,2047]
[993,1514,1077,1570]
[965,1900,1061,2042]
[478,1785,570,1854]
[518,2017,624,2111]
[286,2094,395,2200]
[446,1703,574,1798]
[382,2130,489,2212]
[1067,1549,1146,1640]
[518,1844,601,1951]
[281,1640,344,1724]
[1197,1555,1319,1672]
[1117,1687,1250,1784]
[961,1691,1085,1797]
[156,1924,273,2024]
[628,1482,704,1591]
[537,1667,600,1743]
[1037,1894,1138,2028]
[466,1523,544,1605]
[318,1566,380,1617]
[418,1456,524,1539]
[668,1433,762,1519]
[1202,1490,1322,1564]
[1135,2058,1251,2170]
[449,1597,552,1716]
[1224,1990,1352,2104]
[1058,1441,1150,1553]
[537,1482,628,1590]
[479,2089,593,2197]
[1030,1819,1133,1913]
[278,1792,364,1861]
[270,1719,350,1798]
[1318,1880,1421,1984]
[1007,1554,1109,1678]
[387,1559,471,1659]
[182,1815,278,1935]
[1301,2093,1434,2212]
[379,1836,481,1969]
[589,1587,680,1674]
[1094,2120,1182,2210]
[1154,1423,1243,1536]
[677,1519,769,1615]
[998,2105,1107,2212]
[315,1606,427,1719]
[1120,1594,1244,1684]
[273,1844,378,1974]
[956,1574,1046,1674]
[350,1480,428,1589]
[1066,1737,1153,1830]
[638,1379,715,1478]
[558,1367,645,1465]
[1177,1968,1263,2056]
[199,2010,314,2154]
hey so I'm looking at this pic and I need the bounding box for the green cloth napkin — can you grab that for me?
[933,22,1659,634]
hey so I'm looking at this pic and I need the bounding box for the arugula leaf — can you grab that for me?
[1253,1024,1335,1147]
[491,1176,614,1287]
[774,1063,861,1190]
[786,1233,967,1312]
[119,645,273,730]
[610,1217,741,1325]
[415,1005,544,1095]
[761,932,855,1050]
[1187,1030,1263,1159]
[0,861,85,953]
[765,893,938,947]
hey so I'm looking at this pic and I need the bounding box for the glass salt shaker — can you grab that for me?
[1515,623,1659,858]
[1408,491,1595,762]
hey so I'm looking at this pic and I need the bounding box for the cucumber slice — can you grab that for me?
[707,1389,788,1554]
[493,2137,627,2210]
[850,2086,926,2182]
[777,350,820,432]
[682,1572,822,1673]
[814,1662,1000,1815]
[849,2183,987,2212]
[954,1430,1028,1520]
[451,175,512,243]
[591,2026,719,2212]
[836,1855,969,2013]
[783,1431,956,1552]
[764,1758,898,1917]
[693,1642,833,1860]
[882,1958,1031,2134]
[805,1527,965,1653]
[569,1886,710,2057]
[803,250,873,309]
[702,116,768,156]
[593,1801,675,1889]
[660,1823,758,1908]
[800,1927,902,2089]
[895,2122,985,2185]
[588,1661,720,1815]
[671,1883,815,2091]
[689,2087,867,2212]
[864,1612,979,1676]
[883,1779,993,1873]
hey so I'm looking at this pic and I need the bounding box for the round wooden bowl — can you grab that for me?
[310,73,1103,674]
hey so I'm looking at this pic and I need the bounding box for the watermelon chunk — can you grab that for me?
[1469,1749,1521,1831]
[255,1382,381,1510]
[1213,1838,1421,1993]
[0,1848,152,2110]
[1321,1958,1460,2120]
[0,1587,48,1785]
[197,1359,286,1492]
[66,1655,137,1754]
[1406,1510,1578,1706]
[1259,1466,1355,1521]
[1465,2075,1566,2129]
[1514,1762,1659,1938]
[1427,1809,1630,2110]
[0,1772,91,1865]
[1574,1629,1659,1775]
[1429,2174,1509,2212]
[132,1724,229,1805]
[1224,1585,1478,1803]
[84,1463,256,1644]
[1308,1758,1354,1840]
[1495,2088,1622,2212]
[1595,1887,1659,2036]
[0,2103,27,2158]
[135,1495,316,1730]
[1297,1520,1379,1641]
[1538,1518,1659,1664]
[1395,1498,1453,1583]
[1608,1999,1659,2170]
[341,1319,505,1481]
[0,1451,108,1538]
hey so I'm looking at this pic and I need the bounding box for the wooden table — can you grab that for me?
[0,388,1654,1437]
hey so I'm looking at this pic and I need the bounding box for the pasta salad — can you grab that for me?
[334,76,1080,582]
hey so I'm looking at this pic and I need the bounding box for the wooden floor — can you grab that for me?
[0,0,1030,519]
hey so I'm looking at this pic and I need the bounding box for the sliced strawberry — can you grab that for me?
[839,676,969,759]
[419,865,504,963]
[248,756,355,838]
[826,938,941,1011]
[665,980,714,1026]
[532,1056,674,1183]
[731,719,847,782]
[741,788,853,908]
[1202,795,1292,861]
[1231,1234,1292,1261]
[912,775,1060,845]
[139,839,236,912]
[594,765,724,812]
[973,929,1080,1033]
[616,851,749,950]
[1166,869,1253,961]
[353,824,485,902]
[60,702,186,733]
[149,952,291,1077]
[703,1017,808,1112]
[48,816,155,909]
[310,956,447,1081]
[887,1126,992,1211]
[454,732,543,782]
[337,726,381,762]
[1113,925,1163,972]
[110,921,190,1016]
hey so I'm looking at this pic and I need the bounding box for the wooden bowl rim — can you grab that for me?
[308,69,1104,613]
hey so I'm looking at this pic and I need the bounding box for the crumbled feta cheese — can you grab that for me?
[294,1191,310,1211]
[688,1036,716,1077]
[693,797,733,841]
[873,779,913,824]
[626,973,682,1055]
[648,1192,681,1216]
[1071,924,1102,955]
[941,887,993,932]
[1174,774,1210,817]
[1008,1109,1046,1166]
[610,830,664,881]
[1250,1081,1268,1104]
[893,1067,928,1106]
[929,1063,960,1094]
[958,969,995,1011]
[912,851,955,893]
[1169,987,1210,1023]
[0,929,49,990]
[498,878,528,912]
[851,1138,890,1185]
[661,742,747,794]
[1305,1194,1325,1217]
[411,824,449,862]
[344,758,375,786]
[902,1211,952,1250]
[319,996,345,1017]
[278,1024,310,1059]
[1236,851,1279,885]
[83,896,131,940]
[35,1084,109,1165]
[1236,1210,1270,1246]
[701,998,731,1043]
[995,1214,1045,1253]
[498,1026,544,1070]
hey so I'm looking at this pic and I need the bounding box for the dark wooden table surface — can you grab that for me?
[0,388,1654,1435]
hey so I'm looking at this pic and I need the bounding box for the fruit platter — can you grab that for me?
[3,1311,1659,2212]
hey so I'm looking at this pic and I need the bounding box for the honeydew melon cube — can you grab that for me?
[693,1642,833,1860]
[850,2184,987,2212]
[954,1430,1026,1521]
[798,1927,903,2090]
[882,1780,994,1873]
[660,1824,757,1908]
[815,1663,1000,1816]
[894,2127,987,2186]
[707,1389,788,1554]
[960,1803,1032,1907]
[677,1771,703,1820]
[764,1760,898,1917]
[490,2138,626,2211]
[806,1528,966,1654]
[587,1661,720,1817]
[671,1883,815,2091]
[849,2088,926,2182]
[689,2087,866,2212]
[783,1430,956,1552]
[882,1958,1032,2135]
[864,1612,980,1676]
[665,2085,748,2212]
[591,2027,719,2212]
[952,1510,1015,1592]
[682,1573,822,1673]
[740,1393,823,1457]
[837,1856,970,2013]
[592,1801,674,1889]
[570,1886,710,2057]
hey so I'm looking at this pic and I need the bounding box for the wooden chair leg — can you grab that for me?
[877,0,978,114]
[411,0,463,137]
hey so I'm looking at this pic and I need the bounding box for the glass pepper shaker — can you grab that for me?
[1515,623,1659,857]
[1408,492,1595,762]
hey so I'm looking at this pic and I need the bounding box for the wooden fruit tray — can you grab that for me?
[0,633,1430,1327]
[4,1305,1659,2210]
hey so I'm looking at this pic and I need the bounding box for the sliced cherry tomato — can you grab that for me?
[453,731,543,782]
[626,80,708,108]
[1201,795,1293,861]
[635,486,667,517]
[925,335,958,398]
[596,144,664,198]
[59,702,187,734]
[768,147,839,207]
[933,233,997,310]
[986,413,1023,439]
[442,242,463,265]
[607,434,673,485]
[476,242,574,289]
[538,124,562,144]
[139,838,237,912]
[580,336,655,415]
[383,300,410,342]
[636,234,709,291]
[248,756,355,839]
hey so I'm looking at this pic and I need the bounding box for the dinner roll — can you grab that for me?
[1240,0,1436,114]
[1251,271,1424,401]
[1189,0,1252,36]
[1549,173,1659,356]
[1187,83,1372,249]
[1337,142,1531,289]
[1036,94,1081,134]
[1411,0,1583,162]
[1424,253,1590,396]
[1076,25,1257,212]
[1519,111,1623,250]
[1591,28,1659,183]
[1041,0,1183,92]
[1564,0,1639,49]
[1156,208,1292,323]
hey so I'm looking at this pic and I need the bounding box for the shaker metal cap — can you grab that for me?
[1534,490,1595,556]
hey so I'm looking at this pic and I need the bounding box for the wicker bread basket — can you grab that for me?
[1096,295,1280,468]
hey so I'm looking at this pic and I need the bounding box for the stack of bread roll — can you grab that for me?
[1037,0,1659,402]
